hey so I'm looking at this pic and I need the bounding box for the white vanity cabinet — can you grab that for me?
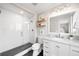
[43,39,70,56]
[43,39,58,56]
[70,46,79,56]
[58,43,70,56]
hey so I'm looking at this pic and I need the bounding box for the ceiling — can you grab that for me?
[15,3,61,14]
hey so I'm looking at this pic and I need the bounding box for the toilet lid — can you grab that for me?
[32,43,40,50]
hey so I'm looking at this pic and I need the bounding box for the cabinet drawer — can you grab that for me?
[43,45,49,50]
[43,47,48,52]
[43,46,49,52]
[44,50,49,56]
[70,46,79,56]
[43,40,50,46]
[43,40,50,43]
[44,53,48,56]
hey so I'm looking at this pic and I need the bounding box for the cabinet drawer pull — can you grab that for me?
[72,50,79,53]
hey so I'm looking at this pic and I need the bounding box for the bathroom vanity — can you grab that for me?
[38,36,79,56]
[37,11,79,56]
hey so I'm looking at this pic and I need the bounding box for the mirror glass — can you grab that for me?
[72,12,79,35]
[50,13,73,33]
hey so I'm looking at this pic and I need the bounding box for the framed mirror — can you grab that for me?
[48,12,75,34]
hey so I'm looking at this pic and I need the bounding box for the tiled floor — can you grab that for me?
[38,50,43,56]
[23,50,43,56]
[23,50,33,56]
[0,42,43,56]
[0,43,32,56]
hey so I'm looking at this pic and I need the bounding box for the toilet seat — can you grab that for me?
[32,43,40,50]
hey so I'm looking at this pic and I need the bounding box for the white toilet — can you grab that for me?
[32,43,41,56]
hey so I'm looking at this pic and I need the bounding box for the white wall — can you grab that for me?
[0,5,36,53]
[29,15,37,43]
[37,4,79,35]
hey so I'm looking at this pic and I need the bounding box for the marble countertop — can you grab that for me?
[38,36,79,47]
